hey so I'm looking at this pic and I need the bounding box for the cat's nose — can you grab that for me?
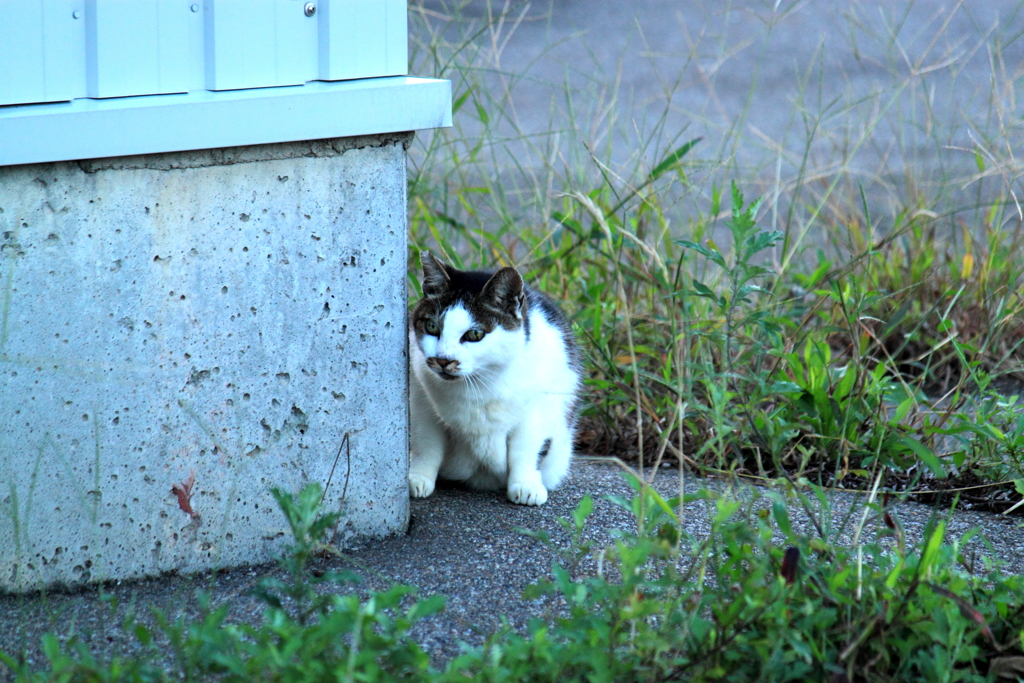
[429,357,460,373]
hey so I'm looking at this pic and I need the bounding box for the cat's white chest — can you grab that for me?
[446,391,521,436]
[483,399,515,421]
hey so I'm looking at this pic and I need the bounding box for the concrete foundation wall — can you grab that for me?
[0,134,411,592]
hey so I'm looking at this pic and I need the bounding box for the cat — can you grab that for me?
[407,252,582,506]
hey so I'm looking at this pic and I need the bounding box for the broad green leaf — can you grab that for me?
[834,365,857,402]
[891,397,915,424]
[772,496,793,537]
[901,437,946,478]
[769,381,804,394]
[692,280,717,300]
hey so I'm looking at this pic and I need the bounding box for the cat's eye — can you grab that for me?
[424,319,440,336]
[462,328,485,343]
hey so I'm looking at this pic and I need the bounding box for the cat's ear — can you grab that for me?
[420,251,451,297]
[481,266,525,317]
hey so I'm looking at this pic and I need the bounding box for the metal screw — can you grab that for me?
[190,3,199,12]
[72,10,81,19]
[304,2,316,16]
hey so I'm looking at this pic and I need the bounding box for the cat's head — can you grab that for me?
[411,252,527,381]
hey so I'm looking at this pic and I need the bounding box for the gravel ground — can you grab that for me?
[2,459,1024,672]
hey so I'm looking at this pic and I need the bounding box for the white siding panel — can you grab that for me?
[0,0,415,104]
[0,0,81,106]
[84,0,190,98]
[205,0,318,91]
[383,0,408,77]
[318,0,407,82]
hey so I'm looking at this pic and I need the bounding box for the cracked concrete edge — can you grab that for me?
[70,132,416,174]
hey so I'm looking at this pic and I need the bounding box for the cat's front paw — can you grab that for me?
[409,472,436,498]
[507,481,548,506]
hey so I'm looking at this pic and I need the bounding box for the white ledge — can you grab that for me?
[0,76,451,167]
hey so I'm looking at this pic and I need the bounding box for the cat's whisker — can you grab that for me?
[465,370,497,398]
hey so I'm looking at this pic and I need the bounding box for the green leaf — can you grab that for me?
[736,283,768,300]
[573,494,594,531]
[408,594,447,621]
[647,488,680,524]
[474,98,490,125]
[834,365,857,402]
[900,437,946,478]
[920,520,947,576]
[134,624,152,646]
[452,88,472,115]
[891,397,915,424]
[747,230,783,255]
[714,498,742,525]
[885,556,905,588]
[691,280,717,300]
[769,381,803,394]
[647,137,703,182]
[772,497,793,537]
[41,633,62,663]
[676,239,715,259]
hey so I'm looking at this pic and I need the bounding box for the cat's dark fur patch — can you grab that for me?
[413,253,525,337]
[412,254,581,374]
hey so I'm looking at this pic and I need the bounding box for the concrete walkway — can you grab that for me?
[3,461,1023,667]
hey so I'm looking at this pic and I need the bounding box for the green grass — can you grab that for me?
[406,0,1024,507]
[6,481,1024,682]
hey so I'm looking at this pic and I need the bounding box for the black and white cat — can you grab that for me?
[408,252,581,506]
